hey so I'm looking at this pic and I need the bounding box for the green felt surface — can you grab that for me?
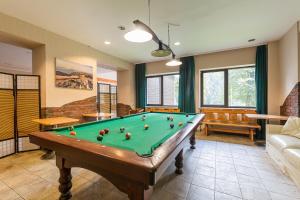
[53,112,196,156]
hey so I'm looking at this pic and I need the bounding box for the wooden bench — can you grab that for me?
[200,108,261,141]
[145,107,180,113]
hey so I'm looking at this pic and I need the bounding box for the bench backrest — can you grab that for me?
[200,107,257,124]
[145,107,180,113]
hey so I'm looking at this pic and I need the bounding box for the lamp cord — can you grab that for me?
[148,0,151,27]
[168,23,170,46]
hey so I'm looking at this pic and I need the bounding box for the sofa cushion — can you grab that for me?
[281,117,300,139]
[284,148,300,169]
[268,135,300,151]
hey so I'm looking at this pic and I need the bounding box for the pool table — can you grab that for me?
[29,112,204,200]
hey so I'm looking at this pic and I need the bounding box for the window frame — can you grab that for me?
[200,66,256,108]
[146,73,180,107]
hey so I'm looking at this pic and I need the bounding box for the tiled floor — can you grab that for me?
[0,140,300,200]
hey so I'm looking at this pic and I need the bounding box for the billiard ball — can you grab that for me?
[144,124,149,130]
[125,132,131,140]
[141,117,145,121]
[170,117,174,121]
[68,126,74,131]
[97,135,103,141]
[70,131,76,136]
[143,115,146,118]
[167,116,170,120]
[104,128,109,134]
[99,130,105,136]
[120,127,125,133]
[170,124,174,128]
[186,114,189,117]
[178,122,183,126]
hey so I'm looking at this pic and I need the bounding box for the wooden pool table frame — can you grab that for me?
[29,113,205,200]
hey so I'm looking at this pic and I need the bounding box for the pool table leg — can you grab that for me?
[128,183,147,200]
[190,131,196,149]
[57,163,72,200]
[175,149,183,174]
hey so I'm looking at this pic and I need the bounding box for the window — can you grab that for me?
[146,74,179,106]
[201,66,256,108]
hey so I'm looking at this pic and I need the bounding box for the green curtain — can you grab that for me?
[179,56,195,113]
[255,45,268,140]
[135,63,146,109]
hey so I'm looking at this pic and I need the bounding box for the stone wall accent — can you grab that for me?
[42,96,97,122]
[280,82,300,117]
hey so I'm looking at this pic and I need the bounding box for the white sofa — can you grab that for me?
[266,124,300,187]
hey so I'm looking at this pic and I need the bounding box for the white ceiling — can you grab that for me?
[0,0,299,64]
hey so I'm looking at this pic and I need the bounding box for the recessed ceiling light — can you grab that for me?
[174,42,181,46]
[248,39,256,42]
[104,41,111,45]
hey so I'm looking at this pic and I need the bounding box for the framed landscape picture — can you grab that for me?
[55,59,93,90]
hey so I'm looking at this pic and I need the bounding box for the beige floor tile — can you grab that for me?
[1,140,299,200]
[215,191,241,200]
[150,188,184,200]
[191,173,215,190]
[14,178,59,200]
[195,165,215,177]
[240,186,271,200]
[1,170,42,189]
[0,164,28,180]
[163,175,191,198]
[215,179,242,198]
[263,179,300,199]
[186,185,214,200]
[269,192,300,200]
[0,181,21,200]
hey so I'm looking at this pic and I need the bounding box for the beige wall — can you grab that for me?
[278,23,299,105]
[0,12,133,108]
[117,65,136,108]
[32,45,46,107]
[146,60,179,75]
[268,42,281,115]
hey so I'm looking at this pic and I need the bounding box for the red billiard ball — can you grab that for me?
[178,122,183,126]
[144,124,149,130]
[104,128,109,134]
[70,131,76,136]
[125,132,131,140]
[170,124,174,128]
[99,130,105,136]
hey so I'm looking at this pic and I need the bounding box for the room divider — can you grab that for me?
[0,73,41,158]
[97,83,117,115]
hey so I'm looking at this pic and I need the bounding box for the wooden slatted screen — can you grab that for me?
[16,75,40,152]
[110,85,117,115]
[98,83,117,116]
[0,73,15,158]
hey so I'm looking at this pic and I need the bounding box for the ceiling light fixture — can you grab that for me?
[124,29,152,43]
[124,1,181,64]
[124,0,153,43]
[166,54,182,66]
[104,41,111,45]
[174,42,181,46]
